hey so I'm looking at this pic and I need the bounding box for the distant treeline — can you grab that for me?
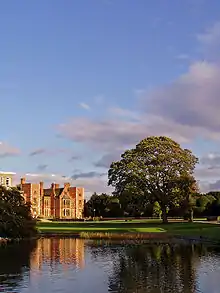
[84,191,220,219]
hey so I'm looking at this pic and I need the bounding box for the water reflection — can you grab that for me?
[1,238,220,293]
[0,240,37,292]
[31,237,85,270]
[87,240,220,293]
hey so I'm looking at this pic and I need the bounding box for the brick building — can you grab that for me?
[20,178,84,219]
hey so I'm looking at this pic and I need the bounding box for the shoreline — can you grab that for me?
[1,232,220,246]
[37,231,220,245]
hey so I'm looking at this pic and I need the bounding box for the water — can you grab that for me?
[0,237,220,293]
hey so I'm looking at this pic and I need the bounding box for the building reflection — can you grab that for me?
[30,237,85,270]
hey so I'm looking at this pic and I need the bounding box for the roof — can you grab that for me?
[0,171,16,175]
[44,188,64,197]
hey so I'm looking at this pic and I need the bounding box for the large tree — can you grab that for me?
[108,136,198,223]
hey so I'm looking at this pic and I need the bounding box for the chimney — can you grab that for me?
[21,177,26,185]
[55,183,59,189]
[64,182,70,188]
[40,181,44,196]
[51,183,55,190]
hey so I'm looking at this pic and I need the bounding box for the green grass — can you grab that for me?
[37,219,220,241]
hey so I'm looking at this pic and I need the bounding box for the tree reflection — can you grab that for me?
[0,240,37,291]
[108,243,206,293]
[88,240,210,293]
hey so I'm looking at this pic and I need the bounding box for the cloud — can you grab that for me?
[59,64,220,151]
[94,151,122,168]
[68,155,81,162]
[29,148,73,157]
[20,172,111,198]
[197,22,220,59]
[0,141,20,157]
[142,61,220,134]
[37,164,48,171]
[94,95,104,105]
[58,113,208,152]
[79,102,90,110]
[133,89,146,96]
[24,173,73,186]
[75,176,113,198]
[197,22,220,46]
[71,171,106,180]
[175,54,190,60]
[56,23,220,194]
[108,107,140,121]
[208,180,220,191]
[195,153,220,180]
[29,148,46,156]
[200,152,220,166]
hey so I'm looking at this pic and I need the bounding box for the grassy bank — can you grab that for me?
[37,220,220,241]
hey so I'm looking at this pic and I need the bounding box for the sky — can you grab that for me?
[1,0,220,198]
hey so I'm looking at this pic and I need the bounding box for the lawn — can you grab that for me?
[37,219,220,241]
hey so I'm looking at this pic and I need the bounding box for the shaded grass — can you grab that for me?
[37,219,220,241]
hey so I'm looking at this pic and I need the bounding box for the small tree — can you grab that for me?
[177,175,199,222]
[153,201,162,219]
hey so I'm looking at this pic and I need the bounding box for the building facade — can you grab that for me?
[0,171,15,187]
[20,178,84,219]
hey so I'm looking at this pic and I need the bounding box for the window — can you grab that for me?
[44,199,49,208]
[63,199,70,207]
[63,209,70,217]
[45,209,49,217]
[6,177,10,186]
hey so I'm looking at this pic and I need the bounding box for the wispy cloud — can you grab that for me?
[108,107,140,121]
[197,22,220,46]
[71,171,106,180]
[79,102,90,110]
[0,141,20,158]
[37,164,48,171]
[175,54,190,60]
[29,148,46,156]
[19,172,112,197]
[29,148,74,157]
[68,155,81,162]
[94,151,122,168]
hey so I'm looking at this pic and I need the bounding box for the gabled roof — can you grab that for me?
[44,188,64,197]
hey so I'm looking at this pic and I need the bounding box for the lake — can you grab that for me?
[0,237,220,293]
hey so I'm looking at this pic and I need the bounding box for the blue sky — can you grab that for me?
[1,0,220,196]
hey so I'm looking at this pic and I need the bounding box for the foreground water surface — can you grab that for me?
[0,237,220,293]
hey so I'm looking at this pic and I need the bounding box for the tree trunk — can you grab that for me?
[188,208,194,222]
[161,205,168,223]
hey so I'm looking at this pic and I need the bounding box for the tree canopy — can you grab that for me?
[0,186,37,239]
[108,136,198,222]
